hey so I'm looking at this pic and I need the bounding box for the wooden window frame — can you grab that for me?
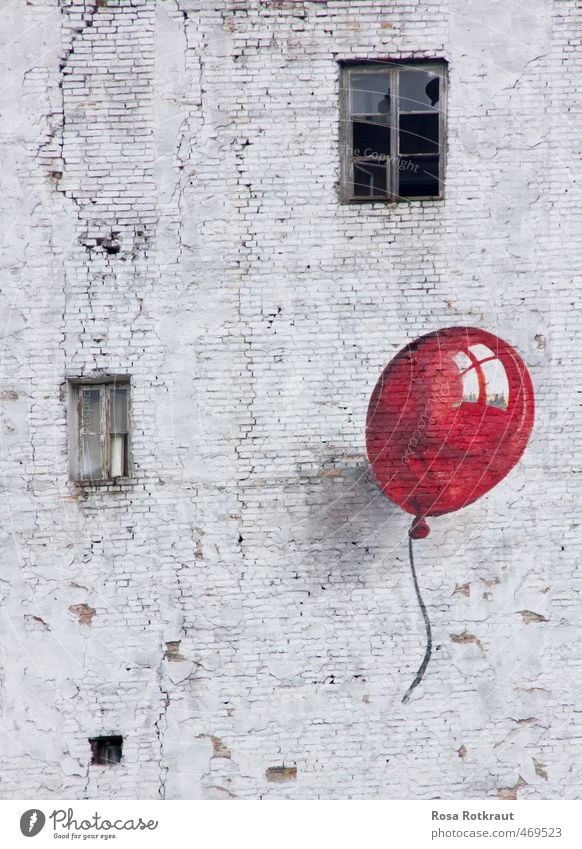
[340,60,447,203]
[67,375,131,484]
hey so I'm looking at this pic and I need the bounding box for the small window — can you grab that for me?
[69,377,130,482]
[89,735,123,766]
[340,61,447,202]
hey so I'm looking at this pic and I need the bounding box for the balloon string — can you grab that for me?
[402,535,432,704]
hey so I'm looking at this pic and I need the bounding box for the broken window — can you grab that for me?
[341,61,447,201]
[89,736,123,766]
[69,378,130,482]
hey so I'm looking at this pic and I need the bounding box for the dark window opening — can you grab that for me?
[89,735,123,766]
[353,161,389,198]
[352,118,391,160]
[398,156,440,197]
[341,61,447,202]
[399,113,439,155]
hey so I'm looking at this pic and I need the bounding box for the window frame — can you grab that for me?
[340,59,448,204]
[67,375,131,485]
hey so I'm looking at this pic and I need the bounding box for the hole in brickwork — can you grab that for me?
[89,735,123,766]
[96,232,122,255]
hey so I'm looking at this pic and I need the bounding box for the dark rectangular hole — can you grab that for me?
[352,117,391,160]
[397,156,440,197]
[89,735,123,766]
[399,113,439,155]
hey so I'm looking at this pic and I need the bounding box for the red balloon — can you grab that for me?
[366,327,535,537]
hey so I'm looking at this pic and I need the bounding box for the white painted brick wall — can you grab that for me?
[0,0,580,799]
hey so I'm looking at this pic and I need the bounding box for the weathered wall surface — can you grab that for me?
[0,0,580,799]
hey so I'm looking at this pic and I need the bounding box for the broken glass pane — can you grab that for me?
[399,113,439,155]
[398,70,440,112]
[110,386,128,434]
[352,117,391,160]
[398,156,440,197]
[350,72,391,114]
[353,162,388,197]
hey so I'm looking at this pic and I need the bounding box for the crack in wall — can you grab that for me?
[154,670,170,800]
[56,1,106,227]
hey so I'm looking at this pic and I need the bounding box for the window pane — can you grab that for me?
[399,113,439,155]
[353,162,388,198]
[81,388,101,434]
[398,70,440,112]
[352,117,391,160]
[110,386,128,433]
[110,434,126,478]
[350,72,391,114]
[398,156,440,197]
[81,434,102,479]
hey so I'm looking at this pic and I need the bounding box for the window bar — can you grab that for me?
[438,66,446,198]
[102,383,110,479]
[390,67,398,201]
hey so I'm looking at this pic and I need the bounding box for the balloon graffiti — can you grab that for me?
[365,327,535,700]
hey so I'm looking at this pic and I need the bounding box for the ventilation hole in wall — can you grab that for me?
[89,735,123,766]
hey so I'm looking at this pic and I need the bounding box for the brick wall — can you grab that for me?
[0,0,579,799]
